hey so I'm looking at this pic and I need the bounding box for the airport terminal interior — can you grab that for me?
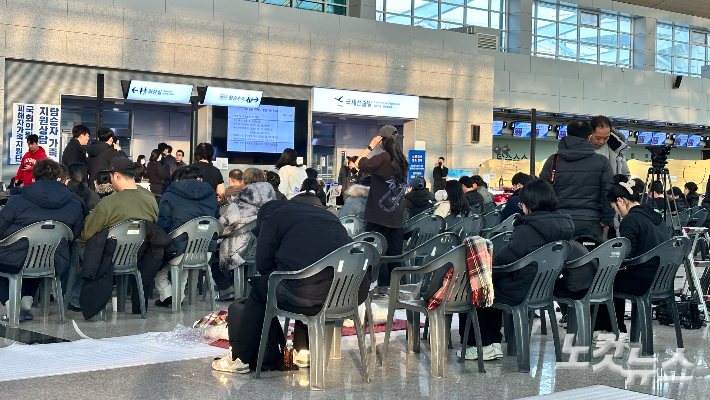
[4,0,710,399]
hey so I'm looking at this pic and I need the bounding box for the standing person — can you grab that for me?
[221,169,245,206]
[190,143,226,201]
[62,125,90,167]
[500,172,532,220]
[14,134,47,186]
[134,155,146,182]
[433,157,448,192]
[86,127,126,189]
[459,176,484,207]
[275,148,307,200]
[145,149,170,199]
[589,116,630,178]
[355,125,409,296]
[338,156,359,202]
[158,143,176,171]
[684,182,700,208]
[169,149,187,176]
[538,121,615,243]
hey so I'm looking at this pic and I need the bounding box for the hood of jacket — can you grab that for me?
[21,179,73,209]
[237,182,275,208]
[628,203,663,225]
[607,129,629,155]
[346,184,370,198]
[28,146,47,158]
[557,136,597,162]
[165,179,214,201]
[517,211,575,243]
[87,141,112,157]
[95,183,114,195]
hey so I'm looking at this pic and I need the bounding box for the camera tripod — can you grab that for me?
[644,165,709,322]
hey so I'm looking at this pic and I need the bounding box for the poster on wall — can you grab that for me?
[10,103,61,164]
[408,150,426,182]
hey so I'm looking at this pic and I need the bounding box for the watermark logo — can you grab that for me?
[555,334,695,385]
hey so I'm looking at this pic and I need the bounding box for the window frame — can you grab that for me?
[656,22,709,77]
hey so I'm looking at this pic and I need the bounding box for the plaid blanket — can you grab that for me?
[193,310,229,328]
[426,237,494,310]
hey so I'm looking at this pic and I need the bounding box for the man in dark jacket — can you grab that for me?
[217,200,353,373]
[0,159,83,321]
[538,121,615,242]
[500,172,532,220]
[433,157,448,191]
[154,165,220,307]
[404,177,436,216]
[86,127,127,189]
[459,176,484,207]
[62,124,90,167]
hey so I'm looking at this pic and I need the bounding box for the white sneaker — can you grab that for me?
[593,330,629,344]
[294,350,310,368]
[20,296,33,313]
[457,347,478,360]
[491,343,503,359]
[212,353,250,374]
[457,345,502,361]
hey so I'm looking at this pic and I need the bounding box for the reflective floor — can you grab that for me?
[1,296,710,399]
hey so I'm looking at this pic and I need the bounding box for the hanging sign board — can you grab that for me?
[10,103,61,164]
[408,150,426,182]
[202,87,263,108]
[312,87,419,119]
[125,80,193,103]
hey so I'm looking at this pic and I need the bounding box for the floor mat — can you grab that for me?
[0,333,225,382]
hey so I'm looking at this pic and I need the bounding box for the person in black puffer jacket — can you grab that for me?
[404,177,436,216]
[684,182,699,208]
[539,121,614,243]
[154,165,220,308]
[0,159,84,320]
[86,127,127,190]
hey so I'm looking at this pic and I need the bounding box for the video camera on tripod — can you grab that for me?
[645,145,674,171]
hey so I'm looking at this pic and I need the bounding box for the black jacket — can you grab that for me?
[87,141,127,189]
[687,192,700,208]
[254,201,354,308]
[158,179,220,254]
[67,181,100,216]
[0,180,83,278]
[80,221,176,319]
[62,138,87,167]
[146,160,169,195]
[500,188,523,220]
[404,189,436,216]
[433,165,448,191]
[619,204,671,277]
[290,192,324,208]
[465,189,484,206]
[494,211,574,303]
[538,136,615,226]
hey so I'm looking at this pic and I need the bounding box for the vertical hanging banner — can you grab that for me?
[10,103,61,164]
[408,150,426,182]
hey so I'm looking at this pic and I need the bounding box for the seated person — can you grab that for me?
[667,187,689,212]
[649,181,666,210]
[434,180,470,226]
[0,159,84,321]
[459,176,484,208]
[94,170,115,199]
[153,165,220,307]
[403,177,435,216]
[338,176,370,220]
[685,182,700,208]
[213,200,354,373]
[65,162,100,217]
[594,182,671,336]
[217,168,276,297]
[220,169,245,206]
[472,175,494,204]
[265,171,286,201]
[290,178,324,207]
[500,172,532,220]
[431,179,573,361]
[305,168,327,206]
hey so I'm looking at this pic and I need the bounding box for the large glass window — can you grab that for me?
[248,0,346,16]
[532,1,632,67]
[656,22,709,77]
[377,0,508,49]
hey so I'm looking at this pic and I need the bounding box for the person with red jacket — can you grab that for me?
[14,134,47,186]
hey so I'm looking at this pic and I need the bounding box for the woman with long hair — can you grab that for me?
[275,148,307,200]
[134,154,146,182]
[145,148,169,199]
[354,125,409,295]
[67,162,100,215]
[435,180,470,219]
[684,182,699,208]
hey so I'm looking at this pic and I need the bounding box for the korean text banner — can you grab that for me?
[126,80,193,103]
[312,88,419,119]
[11,103,61,164]
[408,150,426,182]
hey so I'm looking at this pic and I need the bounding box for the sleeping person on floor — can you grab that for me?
[213,200,371,373]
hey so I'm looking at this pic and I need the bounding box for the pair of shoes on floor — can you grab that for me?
[558,314,568,329]
[456,343,503,361]
[212,347,250,374]
[592,330,629,344]
[155,297,174,308]
[68,304,82,312]
[217,286,235,302]
[294,350,310,368]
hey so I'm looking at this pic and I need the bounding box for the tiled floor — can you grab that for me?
[1,296,709,399]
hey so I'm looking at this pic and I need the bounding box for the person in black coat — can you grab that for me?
[500,172,533,220]
[86,127,127,189]
[0,160,83,320]
[154,165,220,308]
[290,178,325,208]
[454,179,575,360]
[404,177,436,216]
[459,176,484,207]
[684,182,700,208]
[62,125,90,167]
[216,200,355,373]
[433,157,448,192]
[145,149,170,198]
[539,121,614,243]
